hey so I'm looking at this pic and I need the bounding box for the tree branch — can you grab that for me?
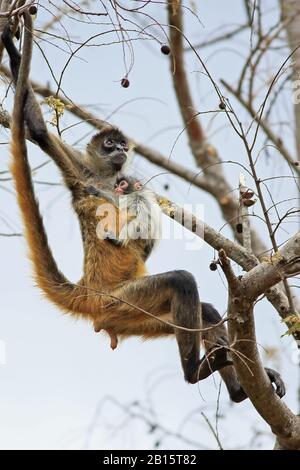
[219,249,300,450]
[221,79,300,175]
[242,230,300,300]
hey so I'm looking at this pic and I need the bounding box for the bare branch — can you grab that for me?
[242,230,300,299]
[239,173,254,252]
[219,250,300,449]
[221,79,300,176]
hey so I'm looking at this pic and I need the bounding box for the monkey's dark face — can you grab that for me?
[114,177,142,195]
[115,179,130,195]
[86,128,131,176]
[102,131,129,171]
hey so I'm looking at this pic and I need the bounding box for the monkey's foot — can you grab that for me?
[265,367,286,398]
[187,346,233,384]
[94,322,118,351]
[227,367,286,403]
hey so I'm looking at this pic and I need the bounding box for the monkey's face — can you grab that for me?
[114,178,142,195]
[115,179,130,195]
[102,132,129,171]
[86,127,131,175]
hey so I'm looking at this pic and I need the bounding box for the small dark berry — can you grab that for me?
[243,199,255,207]
[236,223,243,233]
[121,78,130,88]
[29,5,38,15]
[209,262,218,271]
[240,189,254,199]
[161,44,170,55]
[219,101,226,110]
[295,161,299,166]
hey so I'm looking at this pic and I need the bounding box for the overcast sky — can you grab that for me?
[0,0,299,450]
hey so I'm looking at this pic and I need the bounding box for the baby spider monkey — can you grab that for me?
[87,173,161,260]
[114,176,143,194]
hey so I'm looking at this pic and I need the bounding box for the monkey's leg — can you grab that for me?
[201,303,286,402]
[101,271,239,385]
[100,270,220,384]
[104,273,246,389]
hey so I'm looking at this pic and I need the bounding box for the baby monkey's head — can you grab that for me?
[114,175,142,195]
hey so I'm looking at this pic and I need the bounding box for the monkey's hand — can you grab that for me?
[85,185,117,206]
[104,230,122,246]
[265,367,286,398]
[85,185,101,197]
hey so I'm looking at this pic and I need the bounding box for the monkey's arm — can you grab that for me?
[1,23,85,189]
[83,185,124,246]
[85,185,117,206]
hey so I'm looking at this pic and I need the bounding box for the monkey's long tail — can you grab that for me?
[9,12,92,318]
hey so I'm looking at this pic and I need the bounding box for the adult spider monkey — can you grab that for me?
[3,10,285,402]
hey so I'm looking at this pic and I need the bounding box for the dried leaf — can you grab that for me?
[281,314,300,336]
[42,96,65,126]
